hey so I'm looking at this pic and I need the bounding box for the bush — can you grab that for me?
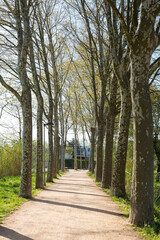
[0,140,22,179]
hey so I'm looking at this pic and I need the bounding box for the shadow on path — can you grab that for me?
[32,198,125,217]
[55,182,96,188]
[60,178,91,182]
[0,226,33,240]
[45,188,109,198]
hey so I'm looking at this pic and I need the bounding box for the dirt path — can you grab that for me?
[0,170,142,240]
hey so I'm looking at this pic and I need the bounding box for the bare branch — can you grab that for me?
[0,75,21,103]
[103,0,133,48]
[149,57,160,78]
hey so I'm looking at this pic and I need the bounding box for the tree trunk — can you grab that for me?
[95,122,104,182]
[60,93,65,172]
[102,75,117,188]
[36,104,43,188]
[74,126,78,170]
[102,114,115,188]
[29,29,44,189]
[61,138,65,172]
[111,88,131,197]
[82,128,87,169]
[48,29,59,178]
[80,144,82,170]
[36,10,54,183]
[53,103,58,178]
[15,0,32,198]
[90,128,96,173]
[57,136,60,173]
[129,51,154,226]
[47,124,54,182]
[19,90,32,198]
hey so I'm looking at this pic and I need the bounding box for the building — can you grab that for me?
[65,145,90,169]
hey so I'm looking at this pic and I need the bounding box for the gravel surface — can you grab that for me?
[0,170,142,240]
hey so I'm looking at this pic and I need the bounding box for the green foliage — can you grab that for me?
[65,145,73,156]
[135,219,160,240]
[0,139,50,177]
[56,170,66,178]
[110,196,130,217]
[87,171,94,179]
[0,140,22,179]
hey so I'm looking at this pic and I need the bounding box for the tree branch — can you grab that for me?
[149,57,160,78]
[0,75,22,103]
[103,0,133,48]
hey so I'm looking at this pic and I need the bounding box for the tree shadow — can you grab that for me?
[45,188,109,198]
[54,182,96,188]
[60,178,90,182]
[31,198,126,217]
[0,225,33,240]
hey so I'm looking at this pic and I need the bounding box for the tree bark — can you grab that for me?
[129,51,154,226]
[90,128,96,173]
[36,104,43,188]
[74,126,78,170]
[19,89,32,198]
[80,0,106,181]
[47,28,59,178]
[15,0,32,198]
[60,94,65,172]
[111,87,131,196]
[95,122,104,182]
[82,127,87,169]
[102,114,115,188]
[79,142,82,169]
[35,7,54,182]
[47,124,54,182]
[29,30,44,189]
[102,75,117,188]
[53,102,58,178]
[57,136,60,173]
[128,0,159,225]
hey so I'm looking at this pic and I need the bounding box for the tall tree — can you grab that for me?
[78,0,107,181]
[105,0,160,226]
[15,0,32,198]
[46,23,60,178]
[102,74,118,188]
[34,2,54,182]
[29,2,44,189]
[103,0,131,194]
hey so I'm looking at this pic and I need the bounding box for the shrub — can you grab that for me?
[0,140,22,178]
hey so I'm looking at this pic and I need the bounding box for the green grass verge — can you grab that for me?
[87,171,160,240]
[0,170,66,223]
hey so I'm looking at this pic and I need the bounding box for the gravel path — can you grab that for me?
[0,170,142,240]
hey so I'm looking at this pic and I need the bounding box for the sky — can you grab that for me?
[0,109,90,146]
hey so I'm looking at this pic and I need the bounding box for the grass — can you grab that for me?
[0,170,65,223]
[87,171,160,240]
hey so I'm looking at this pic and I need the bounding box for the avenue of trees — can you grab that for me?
[0,0,159,227]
